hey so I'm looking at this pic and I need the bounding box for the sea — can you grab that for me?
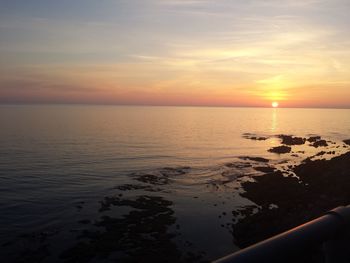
[0,105,349,262]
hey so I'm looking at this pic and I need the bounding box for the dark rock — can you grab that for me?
[268,146,292,154]
[278,135,306,145]
[233,151,350,262]
[232,211,239,217]
[254,166,275,173]
[311,140,328,148]
[2,241,12,247]
[343,139,350,146]
[307,136,321,143]
[78,219,91,225]
[114,184,162,192]
[18,245,50,263]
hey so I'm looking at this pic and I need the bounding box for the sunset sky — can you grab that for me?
[0,0,349,108]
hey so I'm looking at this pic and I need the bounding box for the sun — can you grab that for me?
[272,102,279,108]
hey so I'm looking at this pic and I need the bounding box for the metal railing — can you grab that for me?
[214,205,350,263]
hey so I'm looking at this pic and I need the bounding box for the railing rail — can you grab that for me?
[213,205,350,263]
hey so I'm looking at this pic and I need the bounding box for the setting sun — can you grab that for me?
[272,102,279,108]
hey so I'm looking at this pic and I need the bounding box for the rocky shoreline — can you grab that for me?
[3,134,350,263]
[232,135,350,262]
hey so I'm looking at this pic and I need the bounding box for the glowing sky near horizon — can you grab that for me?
[0,0,350,108]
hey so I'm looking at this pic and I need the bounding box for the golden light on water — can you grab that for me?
[272,102,279,108]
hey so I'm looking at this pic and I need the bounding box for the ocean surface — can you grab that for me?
[0,105,350,262]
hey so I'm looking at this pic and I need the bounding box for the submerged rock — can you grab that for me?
[63,196,184,263]
[134,173,170,185]
[131,167,190,186]
[239,156,269,163]
[242,133,269,141]
[253,166,276,173]
[160,167,190,176]
[225,162,252,169]
[343,139,350,146]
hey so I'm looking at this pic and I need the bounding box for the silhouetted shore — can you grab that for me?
[233,137,350,262]
[2,131,350,262]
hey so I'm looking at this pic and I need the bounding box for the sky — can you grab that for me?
[0,0,349,108]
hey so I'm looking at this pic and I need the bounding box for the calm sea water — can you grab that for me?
[0,105,349,262]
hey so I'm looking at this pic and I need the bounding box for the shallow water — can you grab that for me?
[0,105,349,262]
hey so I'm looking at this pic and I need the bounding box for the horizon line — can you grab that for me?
[0,102,350,110]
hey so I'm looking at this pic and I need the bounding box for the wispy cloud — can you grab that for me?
[0,0,349,107]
